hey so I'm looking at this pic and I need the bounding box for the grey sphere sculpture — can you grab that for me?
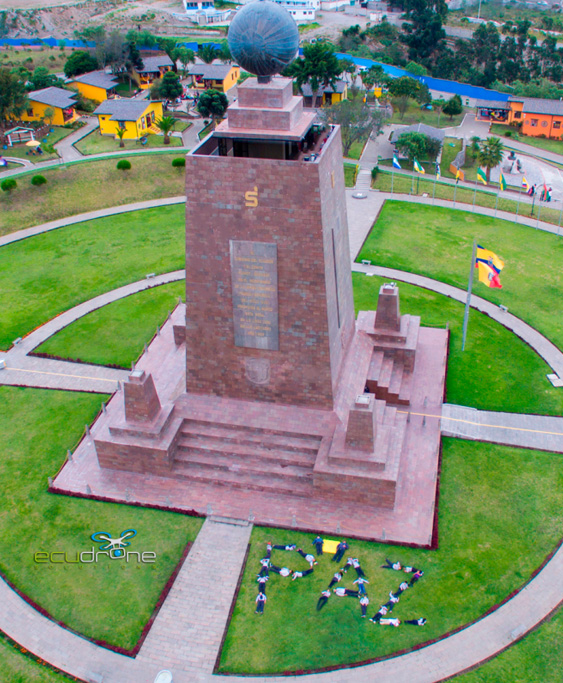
[228,0,299,82]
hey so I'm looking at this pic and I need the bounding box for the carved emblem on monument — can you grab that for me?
[245,358,270,385]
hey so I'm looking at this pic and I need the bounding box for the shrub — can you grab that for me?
[1,178,17,192]
[172,157,186,168]
[31,175,47,186]
[116,159,131,171]
[504,131,512,137]
[371,165,379,180]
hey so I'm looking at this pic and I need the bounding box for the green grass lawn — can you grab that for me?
[456,605,563,682]
[75,130,183,155]
[344,162,358,187]
[0,153,185,234]
[0,204,185,350]
[389,102,468,128]
[358,201,563,352]
[441,136,463,177]
[115,82,138,98]
[0,386,203,649]
[353,274,562,415]
[0,47,71,75]
[371,170,562,227]
[0,161,21,173]
[219,438,563,673]
[490,123,563,156]
[36,281,185,367]
[0,633,70,683]
[174,119,192,132]
[347,138,368,160]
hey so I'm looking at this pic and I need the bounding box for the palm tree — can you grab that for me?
[478,136,504,182]
[198,43,221,64]
[284,41,341,109]
[115,127,126,148]
[155,115,178,144]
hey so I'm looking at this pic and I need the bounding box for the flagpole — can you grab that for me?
[432,171,437,205]
[391,165,394,195]
[462,239,477,352]
[411,163,415,195]
[453,178,458,207]
[536,200,541,229]
[515,184,522,224]
[558,199,563,238]
[472,180,477,212]
[494,184,500,218]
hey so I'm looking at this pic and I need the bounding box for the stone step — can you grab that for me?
[172,459,314,497]
[398,370,413,405]
[180,419,320,455]
[355,169,372,190]
[378,356,394,389]
[367,350,385,383]
[176,434,317,468]
[388,361,404,397]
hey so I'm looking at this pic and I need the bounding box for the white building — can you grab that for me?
[273,0,319,21]
[182,0,232,23]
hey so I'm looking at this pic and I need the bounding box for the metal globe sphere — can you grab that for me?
[228,0,299,80]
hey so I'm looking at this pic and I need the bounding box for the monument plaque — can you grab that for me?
[230,240,279,350]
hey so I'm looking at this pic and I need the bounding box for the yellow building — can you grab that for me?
[132,55,174,90]
[301,80,348,108]
[188,62,240,93]
[69,71,118,103]
[20,87,78,126]
[93,99,164,139]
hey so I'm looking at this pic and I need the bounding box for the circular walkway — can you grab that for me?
[1,196,563,681]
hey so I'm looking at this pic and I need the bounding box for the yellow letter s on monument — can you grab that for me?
[245,186,258,208]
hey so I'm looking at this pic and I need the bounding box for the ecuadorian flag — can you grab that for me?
[413,159,425,174]
[475,245,504,289]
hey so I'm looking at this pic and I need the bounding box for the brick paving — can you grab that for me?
[2,197,563,680]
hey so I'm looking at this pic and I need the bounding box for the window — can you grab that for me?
[513,111,521,119]
[554,121,561,129]
[531,119,538,127]
[27,108,33,117]
[541,120,548,127]
[118,121,126,129]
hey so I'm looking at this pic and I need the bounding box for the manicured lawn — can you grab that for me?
[36,280,185,367]
[347,138,367,160]
[490,123,563,156]
[358,201,563,352]
[371,170,562,227]
[344,162,358,186]
[218,438,563,673]
[0,161,21,173]
[456,605,563,682]
[353,274,562,415]
[174,119,192,132]
[441,136,463,177]
[0,204,185,350]
[0,153,185,234]
[389,102,468,128]
[0,634,68,682]
[75,130,183,155]
[0,386,203,649]
[115,81,138,97]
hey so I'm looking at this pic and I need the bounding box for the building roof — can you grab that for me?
[390,123,445,143]
[301,80,347,96]
[70,70,118,90]
[28,86,77,109]
[475,99,510,110]
[509,96,563,116]
[188,62,234,80]
[137,55,174,73]
[93,99,156,122]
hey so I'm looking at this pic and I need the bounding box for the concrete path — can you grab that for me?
[442,405,563,452]
[54,116,98,162]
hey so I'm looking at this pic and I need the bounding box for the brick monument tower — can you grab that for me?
[62,0,450,546]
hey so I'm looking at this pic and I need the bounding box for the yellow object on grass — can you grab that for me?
[323,539,339,554]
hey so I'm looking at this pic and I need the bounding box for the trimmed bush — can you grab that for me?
[1,178,17,192]
[116,159,132,171]
[31,175,47,186]
[172,158,186,168]
[371,165,379,180]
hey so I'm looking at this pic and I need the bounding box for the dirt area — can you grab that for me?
[0,0,226,41]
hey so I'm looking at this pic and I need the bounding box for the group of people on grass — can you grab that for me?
[255,538,427,628]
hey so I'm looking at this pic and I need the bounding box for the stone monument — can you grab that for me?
[54,1,449,547]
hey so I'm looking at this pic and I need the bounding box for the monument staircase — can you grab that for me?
[172,419,319,496]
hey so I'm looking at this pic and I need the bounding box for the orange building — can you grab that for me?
[507,97,563,139]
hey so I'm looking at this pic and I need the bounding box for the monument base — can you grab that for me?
[53,297,448,547]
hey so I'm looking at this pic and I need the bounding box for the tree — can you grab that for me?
[159,38,181,72]
[115,127,126,148]
[469,135,481,160]
[478,136,504,182]
[405,60,429,76]
[124,40,143,88]
[220,43,233,64]
[177,47,195,77]
[104,31,127,75]
[442,94,462,119]
[284,41,342,109]
[159,71,183,101]
[320,95,389,157]
[43,107,55,127]
[63,50,98,78]
[196,88,229,127]
[198,43,221,64]
[395,131,440,164]
[338,58,356,83]
[360,65,387,92]
[401,0,447,62]
[30,66,59,90]
[386,76,421,118]
[155,115,178,144]
[0,69,28,123]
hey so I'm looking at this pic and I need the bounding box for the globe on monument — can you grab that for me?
[228,0,299,81]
